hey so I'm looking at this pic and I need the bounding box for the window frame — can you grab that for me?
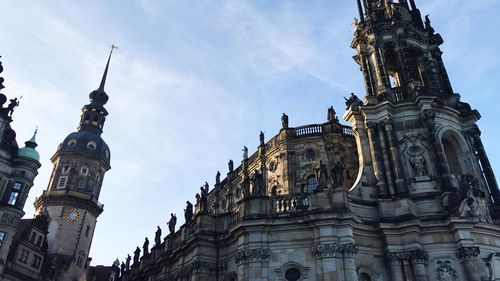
[18,248,29,264]
[57,176,68,189]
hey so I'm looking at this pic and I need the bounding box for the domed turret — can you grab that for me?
[17,129,40,161]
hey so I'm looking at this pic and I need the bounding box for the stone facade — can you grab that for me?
[119,1,500,281]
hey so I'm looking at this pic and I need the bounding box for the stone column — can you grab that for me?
[382,119,407,195]
[457,246,483,281]
[360,54,375,96]
[366,122,388,197]
[371,44,389,94]
[421,109,454,191]
[468,125,500,204]
[387,253,405,281]
[378,123,396,196]
[342,244,359,281]
[410,250,429,281]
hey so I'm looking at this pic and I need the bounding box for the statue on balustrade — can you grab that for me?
[242,146,248,159]
[184,201,193,222]
[216,171,221,185]
[260,131,265,146]
[344,92,361,110]
[228,159,234,173]
[327,106,337,123]
[167,213,177,234]
[281,113,289,129]
[126,254,131,270]
[200,185,208,211]
[120,262,125,276]
[155,226,162,246]
[142,237,149,255]
[133,247,141,264]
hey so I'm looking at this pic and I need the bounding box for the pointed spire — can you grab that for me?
[25,127,38,148]
[98,44,118,92]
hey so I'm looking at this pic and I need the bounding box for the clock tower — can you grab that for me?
[34,49,114,281]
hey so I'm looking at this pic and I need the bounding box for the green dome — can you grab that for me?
[18,146,40,161]
[17,129,40,161]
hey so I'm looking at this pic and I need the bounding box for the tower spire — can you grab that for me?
[98,44,118,92]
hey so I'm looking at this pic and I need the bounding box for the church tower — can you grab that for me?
[345,0,499,279]
[34,50,114,280]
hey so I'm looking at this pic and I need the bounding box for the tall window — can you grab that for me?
[307,175,318,192]
[57,176,68,189]
[18,249,29,263]
[0,231,5,250]
[8,182,23,206]
[31,255,42,269]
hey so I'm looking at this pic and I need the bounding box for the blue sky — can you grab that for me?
[1,0,499,266]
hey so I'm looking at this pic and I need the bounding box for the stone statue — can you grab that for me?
[195,193,201,206]
[204,181,209,193]
[243,174,250,197]
[120,262,126,276]
[436,261,457,281]
[133,247,140,264]
[327,106,336,122]
[184,201,193,222]
[259,131,265,146]
[316,161,328,189]
[242,146,248,159]
[459,190,493,223]
[155,226,162,246]
[281,113,289,129]
[142,237,149,256]
[252,169,264,195]
[409,155,427,176]
[330,160,345,188]
[167,213,177,234]
[425,14,435,33]
[228,159,234,173]
[200,185,208,211]
[125,254,131,270]
[215,171,221,185]
[6,97,19,117]
[344,93,361,110]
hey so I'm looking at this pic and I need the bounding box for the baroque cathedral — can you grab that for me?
[0,0,500,281]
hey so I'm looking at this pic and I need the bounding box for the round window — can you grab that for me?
[284,268,301,281]
[87,141,97,150]
[68,139,77,147]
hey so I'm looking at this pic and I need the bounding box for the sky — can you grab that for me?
[0,0,499,266]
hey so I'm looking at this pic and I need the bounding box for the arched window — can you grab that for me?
[306,175,318,192]
[305,149,316,161]
[442,137,462,175]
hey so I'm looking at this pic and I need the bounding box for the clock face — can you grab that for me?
[65,208,80,223]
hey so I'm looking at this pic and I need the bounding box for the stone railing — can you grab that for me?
[294,124,323,137]
[271,194,310,214]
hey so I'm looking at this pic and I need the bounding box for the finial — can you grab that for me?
[30,126,38,141]
[98,44,118,92]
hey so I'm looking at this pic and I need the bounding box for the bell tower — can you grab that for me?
[34,48,115,280]
[345,0,499,213]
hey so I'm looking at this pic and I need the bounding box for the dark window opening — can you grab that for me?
[31,255,42,269]
[284,268,301,281]
[443,137,462,175]
[305,149,316,161]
